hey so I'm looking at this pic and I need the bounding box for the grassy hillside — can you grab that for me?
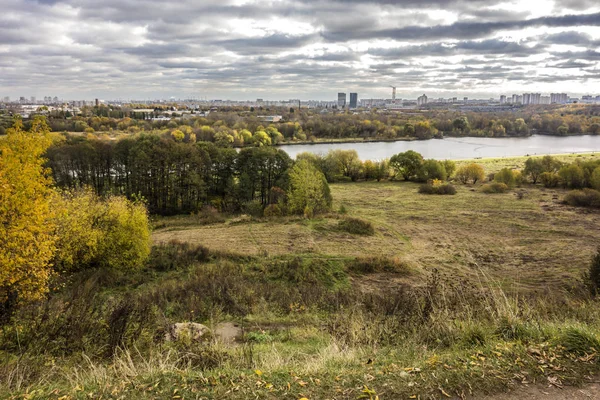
[3,156,600,399]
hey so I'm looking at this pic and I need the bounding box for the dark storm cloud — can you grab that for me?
[2,0,600,99]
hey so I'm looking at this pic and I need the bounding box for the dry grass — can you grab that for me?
[153,180,600,293]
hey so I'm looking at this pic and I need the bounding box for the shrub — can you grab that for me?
[540,172,560,188]
[53,190,151,272]
[564,189,600,208]
[455,163,485,184]
[442,160,456,178]
[416,159,447,182]
[242,200,264,217]
[338,217,375,235]
[418,183,456,195]
[559,164,585,189]
[263,204,283,217]
[591,166,600,191]
[481,182,509,194]
[494,168,517,188]
[585,247,600,296]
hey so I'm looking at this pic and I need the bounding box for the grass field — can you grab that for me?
[3,155,600,399]
[154,180,600,294]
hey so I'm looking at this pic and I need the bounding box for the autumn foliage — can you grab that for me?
[0,117,55,304]
[0,118,151,312]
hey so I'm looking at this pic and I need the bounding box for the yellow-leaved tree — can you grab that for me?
[53,188,151,272]
[0,117,56,307]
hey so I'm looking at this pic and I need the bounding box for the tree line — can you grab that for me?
[7,103,599,140]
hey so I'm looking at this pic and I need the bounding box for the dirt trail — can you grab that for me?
[480,379,600,400]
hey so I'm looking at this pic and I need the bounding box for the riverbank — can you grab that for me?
[455,152,599,173]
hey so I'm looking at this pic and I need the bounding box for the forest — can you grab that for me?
[3,103,600,142]
[46,129,600,216]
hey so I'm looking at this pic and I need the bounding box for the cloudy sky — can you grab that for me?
[1,0,600,101]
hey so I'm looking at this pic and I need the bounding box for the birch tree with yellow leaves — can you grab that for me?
[0,117,56,309]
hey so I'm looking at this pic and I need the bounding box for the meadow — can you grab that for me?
[2,154,600,399]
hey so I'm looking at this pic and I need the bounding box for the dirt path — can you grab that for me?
[480,379,600,399]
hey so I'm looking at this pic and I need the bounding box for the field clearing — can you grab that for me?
[154,180,600,293]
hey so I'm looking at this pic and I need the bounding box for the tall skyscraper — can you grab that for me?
[337,93,346,108]
[349,93,358,109]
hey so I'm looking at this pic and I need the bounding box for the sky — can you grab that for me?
[1,0,600,101]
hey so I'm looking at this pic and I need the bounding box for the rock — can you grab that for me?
[215,322,242,343]
[165,322,210,342]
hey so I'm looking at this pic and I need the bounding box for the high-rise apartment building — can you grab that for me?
[337,93,346,108]
[417,94,428,106]
[500,95,506,104]
[550,93,568,104]
[349,93,358,109]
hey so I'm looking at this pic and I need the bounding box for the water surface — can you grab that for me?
[277,135,600,160]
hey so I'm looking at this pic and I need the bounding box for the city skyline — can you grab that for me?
[1,0,599,100]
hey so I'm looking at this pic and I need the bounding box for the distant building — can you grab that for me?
[541,96,551,105]
[337,93,346,108]
[417,94,428,106]
[349,93,358,109]
[551,93,568,104]
[463,97,468,103]
[500,95,507,104]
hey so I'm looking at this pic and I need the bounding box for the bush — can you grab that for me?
[242,200,264,217]
[442,160,456,178]
[455,163,485,184]
[564,189,600,208]
[494,168,517,188]
[338,217,375,235]
[418,183,456,195]
[263,204,283,217]
[53,190,151,272]
[416,159,447,182]
[481,182,509,194]
[559,164,585,189]
[586,247,600,296]
[540,172,560,188]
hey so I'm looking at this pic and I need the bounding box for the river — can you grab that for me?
[277,135,600,160]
